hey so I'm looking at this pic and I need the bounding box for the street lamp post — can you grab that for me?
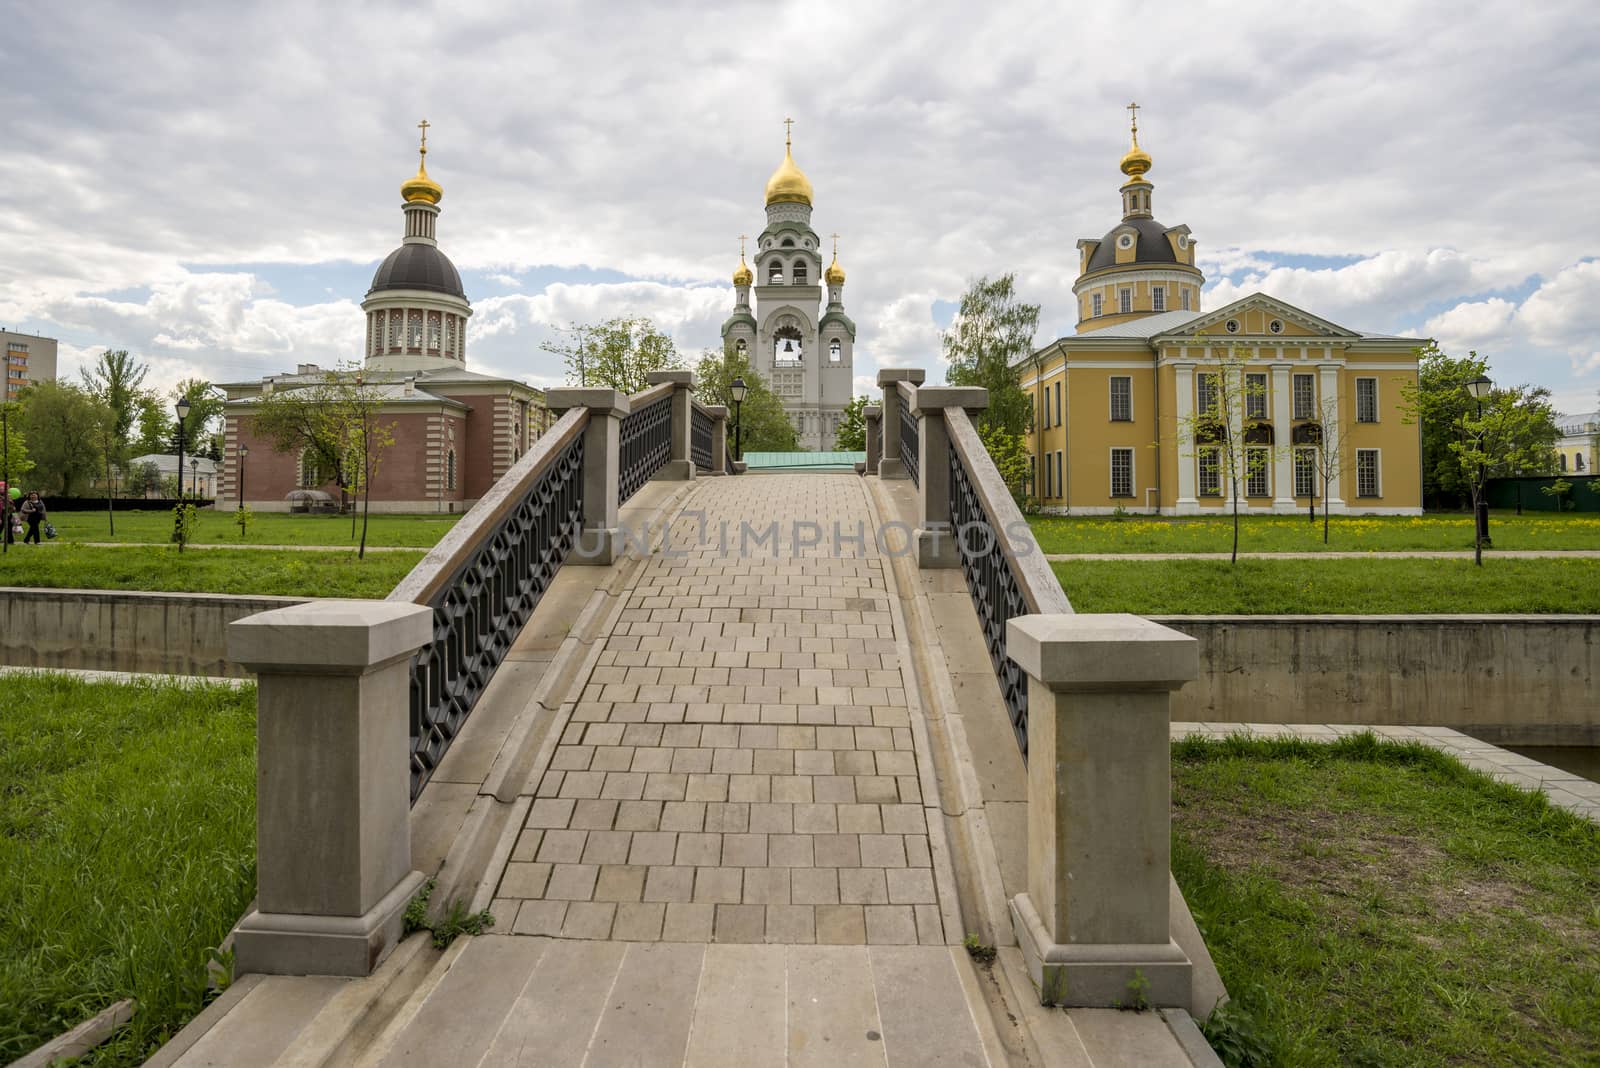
[2,402,9,556]
[191,457,200,500]
[1465,375,1493,562]
[175,396,191,552]
[730,377,748,463]
[238,444,249,506]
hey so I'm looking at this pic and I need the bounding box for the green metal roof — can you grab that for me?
[742,451,865,470]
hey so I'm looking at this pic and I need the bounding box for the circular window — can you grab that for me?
[1225,319,1240,334]
[1177,235,1189,249]
[1117,234,1135,250]
[1269,319,1284,334]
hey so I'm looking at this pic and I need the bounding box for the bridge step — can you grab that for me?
[374,936,1005,1067]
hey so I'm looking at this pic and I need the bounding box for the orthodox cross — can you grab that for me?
[1126,101,1140,144]
[784,116,794,150]
[417,118,431,154]
[830,232,840,258]
[738,233,748,258]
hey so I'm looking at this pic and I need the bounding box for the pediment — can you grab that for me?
[1157,292,1361,340]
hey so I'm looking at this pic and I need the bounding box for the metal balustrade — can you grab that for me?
[900,392,921,487]
[389,410,587,801]
[619,387,672,504]
[691,403,714,471]
[944,406,1071,760]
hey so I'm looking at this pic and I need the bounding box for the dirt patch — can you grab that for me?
[1173,789,1599,953]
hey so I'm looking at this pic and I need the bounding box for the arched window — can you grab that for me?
[793,261,808,285]
[408,310,424,349]
[774,322,803,364]
[768,262,784,285]
[1560,453,1568,472]
[387,311,400,349]
[446,449,457,492]
[1578,455,1587,472]
[735,338,748,357]
[781,238,795,248]
[299,450,322,489]
[829,338,842,362]
[427,313,441,350]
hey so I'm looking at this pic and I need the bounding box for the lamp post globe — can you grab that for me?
[1465,375,1493,401]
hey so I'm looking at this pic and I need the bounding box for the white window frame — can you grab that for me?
[1119,288,1132,314]
[1293,373,1316,420]
[1055,381,1062,426]
[1110,447,1134,498]
[1092,292,1103,317]
[1356,377,1379,423]
[1181,288,1191,310]
[1246,446,1270,497]
[1109,376,1132,422]
[1152,286,1166,312]
[1294,447,1317,497]
[1056,451,1064,503]
[1044,449,1053,498]
[1356,449,1381,497]
[1245,373,1268,421]
[1197,373,1219,416]
[1198,446,1222,497]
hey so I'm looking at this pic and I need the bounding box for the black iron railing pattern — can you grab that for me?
[949,444,1031,759]
[406,432,584,800]
[691,406,714,471]
[900,401,921,487]
[619,394,672,504]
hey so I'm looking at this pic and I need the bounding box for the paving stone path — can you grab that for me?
[493,474,948,946]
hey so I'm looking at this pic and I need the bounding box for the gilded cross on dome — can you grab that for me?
[784,116,794,149]
[417,118,431,154]
[1126,101,1140,145]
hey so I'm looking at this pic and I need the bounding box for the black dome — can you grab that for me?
[368,243,466,299]
[1084,217,1180,274]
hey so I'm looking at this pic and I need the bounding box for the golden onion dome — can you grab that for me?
[824,255,845,286]
[1120,138,1152,183]
[733,255,753,287]
[765,146,814,207]
[402,157,443,205]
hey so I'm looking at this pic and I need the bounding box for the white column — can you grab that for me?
[1271,363,1294,511]
[1172,362,1197,514]
[1319,363,1344,513]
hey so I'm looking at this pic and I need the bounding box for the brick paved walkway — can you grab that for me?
[493,474,947,946]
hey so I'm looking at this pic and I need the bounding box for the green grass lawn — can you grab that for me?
[1053,556,1600,614]
[52,508,461,547]
[0,675,258,1066]
[1173,734,1600,1067]
[1029,511,1600,554]
[0,544,422,597]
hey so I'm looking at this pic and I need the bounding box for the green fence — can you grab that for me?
[1484,476,1600,512]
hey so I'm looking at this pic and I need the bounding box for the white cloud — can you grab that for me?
[1424,298,1518,355]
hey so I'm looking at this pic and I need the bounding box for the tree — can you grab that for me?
[16,381,112,496]
[81,349,149,445]
[126,460,162,498]
[252,366,396,557]
[1175,342,1281,563]
[1304,394,1352,545]
[942,273,1039,437]
[978,423,1034,507]
[692,347,799,453]
[132,394,173,457]
[834,395,870,452]
[1,401,37,544]
[542,316,683,394]
[1446,383,1562,565]
[168,379,224,455]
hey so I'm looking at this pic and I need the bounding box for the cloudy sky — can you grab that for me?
[5,0,1599,413]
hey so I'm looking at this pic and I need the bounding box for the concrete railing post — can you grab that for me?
[876,368,925,479]
[705,404,729,475]
[228,600,434,977]
[647,369,697,480]
[863,405,882,475]
[545,388,630,565]
[1005,613,1199,1007]
[912,387,988,568]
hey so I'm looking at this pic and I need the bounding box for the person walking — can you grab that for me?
[20,491,46,545]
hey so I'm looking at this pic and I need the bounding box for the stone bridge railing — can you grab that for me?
[875,367,1200,1010]
[225,372,726,978]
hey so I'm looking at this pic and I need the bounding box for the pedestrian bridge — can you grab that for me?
[154,370,1224,1067]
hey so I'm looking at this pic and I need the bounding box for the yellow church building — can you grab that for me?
[1017,111,1425,516]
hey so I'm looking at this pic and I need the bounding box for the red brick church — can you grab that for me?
[217,127,549,513]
